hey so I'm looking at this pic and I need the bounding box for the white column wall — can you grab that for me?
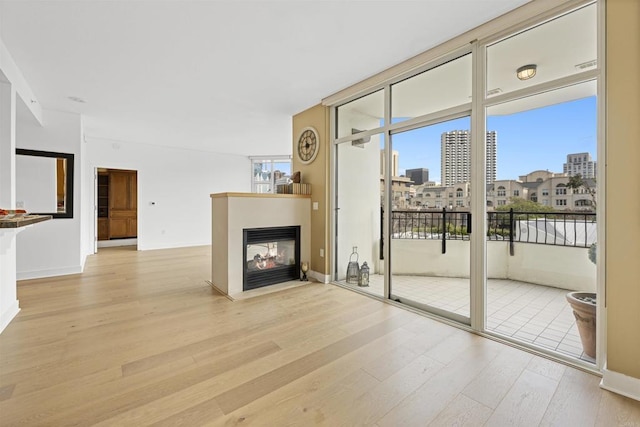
[0,82,16,208]
[0,81,19,333]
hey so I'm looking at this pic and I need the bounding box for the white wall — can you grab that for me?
[15,155,57,212]
[504,243,596,292]
[336,134,382,280]
[80,117,93,260]
[86,138,250,251]
[391,239,471,278]
[388,239,596,292]
[0,230,20,332]
[16,109,83,279]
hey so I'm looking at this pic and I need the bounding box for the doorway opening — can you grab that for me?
[96,168,138,250]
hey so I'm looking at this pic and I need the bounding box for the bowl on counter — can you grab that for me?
[0,209,27,219]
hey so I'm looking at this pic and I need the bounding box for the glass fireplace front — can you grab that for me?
[243,226,300,291]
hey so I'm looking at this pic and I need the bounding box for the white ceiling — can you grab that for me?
[0,0,531,156]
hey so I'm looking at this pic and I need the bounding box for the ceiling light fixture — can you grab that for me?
[516,64,537,81]
[68,96,86,103]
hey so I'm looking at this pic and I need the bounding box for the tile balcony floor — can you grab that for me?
[339,274,595,364]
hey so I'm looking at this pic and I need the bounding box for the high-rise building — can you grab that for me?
[406,168,429,185]
[380,150,399,177]
[441,130,497,186]
[563,152,596,179]
[486,131,497,184]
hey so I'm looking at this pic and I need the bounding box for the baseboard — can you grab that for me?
[137,242,209,251]
[98,238,138,248]
[601,366,640,402]
[0,301,20,334]
[309,270,330,284]
[205,280,233,301]
[17,265,83,280]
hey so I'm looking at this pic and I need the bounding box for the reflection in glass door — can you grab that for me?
[334,133,384,298]
[389,116,472,324]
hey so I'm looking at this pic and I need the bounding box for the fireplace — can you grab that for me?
[243,226,300,291]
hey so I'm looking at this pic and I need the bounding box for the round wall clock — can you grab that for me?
[297,126,319,164]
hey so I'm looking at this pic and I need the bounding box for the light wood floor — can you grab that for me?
[1,246,639,426]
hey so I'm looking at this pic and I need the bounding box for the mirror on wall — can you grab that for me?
[15,149,74,218]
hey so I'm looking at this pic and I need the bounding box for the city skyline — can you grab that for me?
[392,96,597,183]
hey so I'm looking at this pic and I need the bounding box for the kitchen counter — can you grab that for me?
[0,215,53,229]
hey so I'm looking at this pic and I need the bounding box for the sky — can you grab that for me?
[391,96,597,183]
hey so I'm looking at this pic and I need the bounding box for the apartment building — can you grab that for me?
[441,130,497,186]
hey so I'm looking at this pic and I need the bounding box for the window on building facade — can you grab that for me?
[456,188,463,197]
[555,199,567,206]
[542,189,549,196]
[497,200,506,206]
[497,186,506,197]
[513,190,519,196]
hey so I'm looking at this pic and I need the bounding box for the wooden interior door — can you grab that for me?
[109,170,137,238]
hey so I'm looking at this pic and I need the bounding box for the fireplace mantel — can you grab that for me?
[210,192,311,299]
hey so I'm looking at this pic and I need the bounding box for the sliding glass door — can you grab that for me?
[389,117,472,324]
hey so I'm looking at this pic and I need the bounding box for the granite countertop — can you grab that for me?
[0,215,53,228]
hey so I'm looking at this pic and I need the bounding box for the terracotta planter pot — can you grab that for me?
[566,292,596,358]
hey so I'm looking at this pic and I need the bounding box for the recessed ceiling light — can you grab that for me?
[68,96,86,103]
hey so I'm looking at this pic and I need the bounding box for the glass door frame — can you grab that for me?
[329,0,604,370]
[331,46,474,303]
[387,113,474,326]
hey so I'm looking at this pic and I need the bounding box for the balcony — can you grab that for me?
[339,209,597,363]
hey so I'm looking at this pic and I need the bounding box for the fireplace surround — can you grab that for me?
[211,193,311,299]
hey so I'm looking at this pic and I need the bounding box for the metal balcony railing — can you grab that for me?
[381,208,596,257]
[487,209,596,255]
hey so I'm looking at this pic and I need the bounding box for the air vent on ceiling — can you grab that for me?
[575,60,597,71]
[68,96,86,103]
[486,88,503,97]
